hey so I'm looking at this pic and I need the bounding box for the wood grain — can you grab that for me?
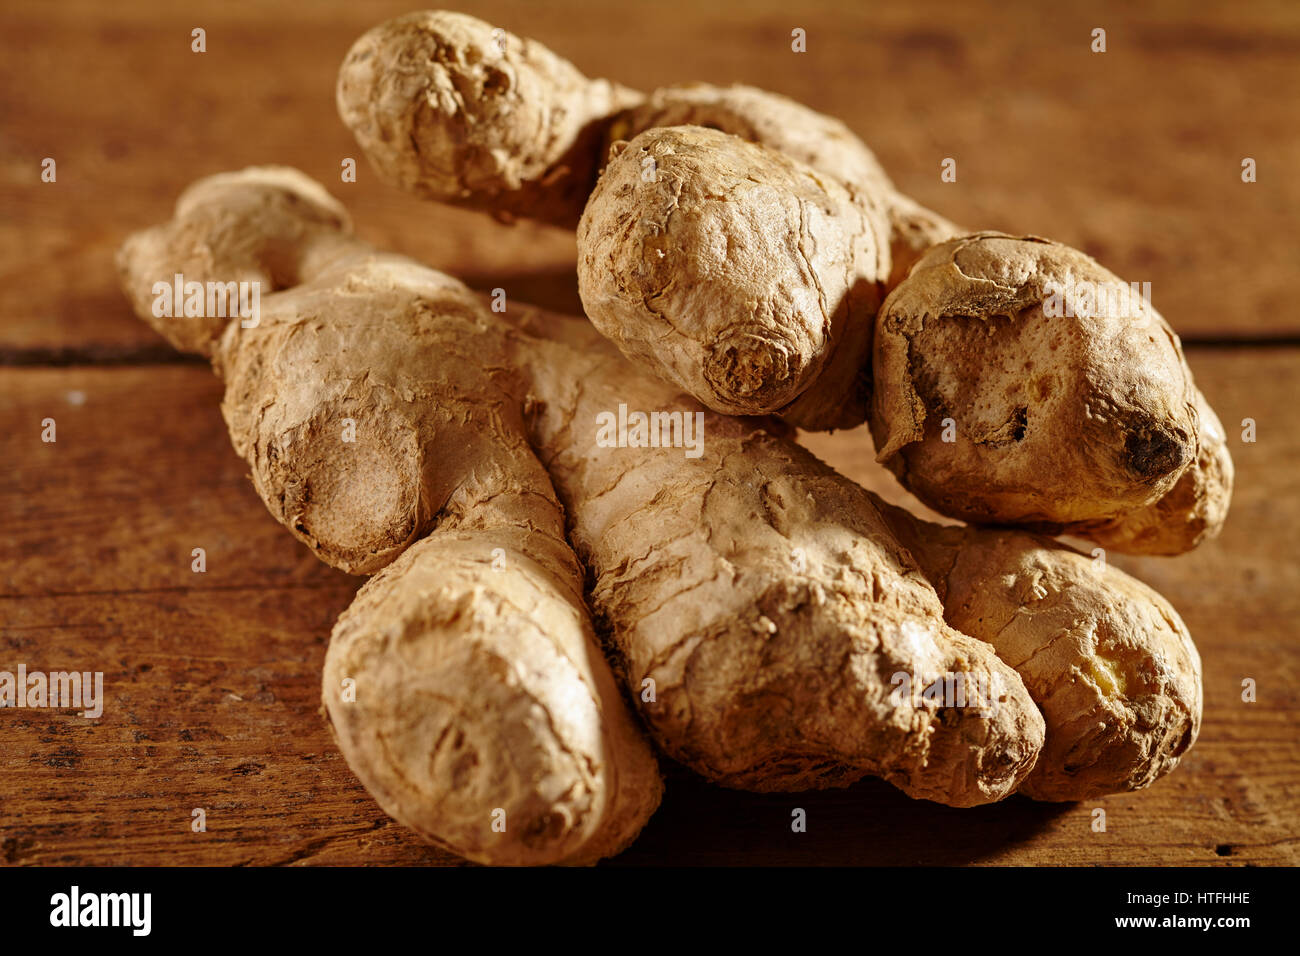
[2,0,1298,358]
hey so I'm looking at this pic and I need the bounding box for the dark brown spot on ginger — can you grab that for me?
[1124,423,1192,483]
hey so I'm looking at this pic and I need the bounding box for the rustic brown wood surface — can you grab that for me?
[2,0,1297,866]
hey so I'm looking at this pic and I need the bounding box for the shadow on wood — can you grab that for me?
[609,762,1074,866]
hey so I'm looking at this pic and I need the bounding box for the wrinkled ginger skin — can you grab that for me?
[335,14,957,281]
[323,530,663,866]
[604,83,958,292]
[871,232,1203,538]
[335,13,962,427]
[117,167,354,358]
[118,167,663,865]
[578,125,891,430]
[518,310,1043,806]
[122,167,1046,809]
[882,507,1202,801]
[127,185,520,576]
[121,167,1215,859]
[337,10,641,226]
[606,82,895,196]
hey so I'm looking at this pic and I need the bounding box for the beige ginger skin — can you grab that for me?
[332,14,1231,558]
[881,505,1202,800]
[118,169,663,866]
[872,232,1232,551]
[335,11,957,429]
[336,11,947,245]
[337,10,641,227]
[577,126,891,432]
[119,168,1208,860]
[604,81,958,289]
[1087,388,1234,555]
[518,310,1043,803]
[117,167,1043,809]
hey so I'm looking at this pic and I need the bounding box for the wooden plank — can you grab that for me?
[1,367,452,865]
[1,0,1297,358]
[1,351,1295,865]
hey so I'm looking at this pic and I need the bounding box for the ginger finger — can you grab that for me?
[604,82,959,290]
[871,232,1230,551]
[881,504,1202,801]
[578,125,891,430]
[514,304,1044,805]
[337,10,641,227]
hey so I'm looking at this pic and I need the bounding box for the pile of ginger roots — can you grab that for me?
[116,12,1233,865]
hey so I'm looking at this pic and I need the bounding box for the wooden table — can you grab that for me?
[2,0,1296,866]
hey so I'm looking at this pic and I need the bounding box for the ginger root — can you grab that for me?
[335,11,951,258]
[604,81,896,197]
[118,167,663,865]
[118,167,1048,809]
[333,14,1231,557]
[518,308,1044,803]
[1085,388,1234,555]
[332,10,979,444]
[119,167,1210,860]
[335,12,958,430]
[604,82,959,288]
